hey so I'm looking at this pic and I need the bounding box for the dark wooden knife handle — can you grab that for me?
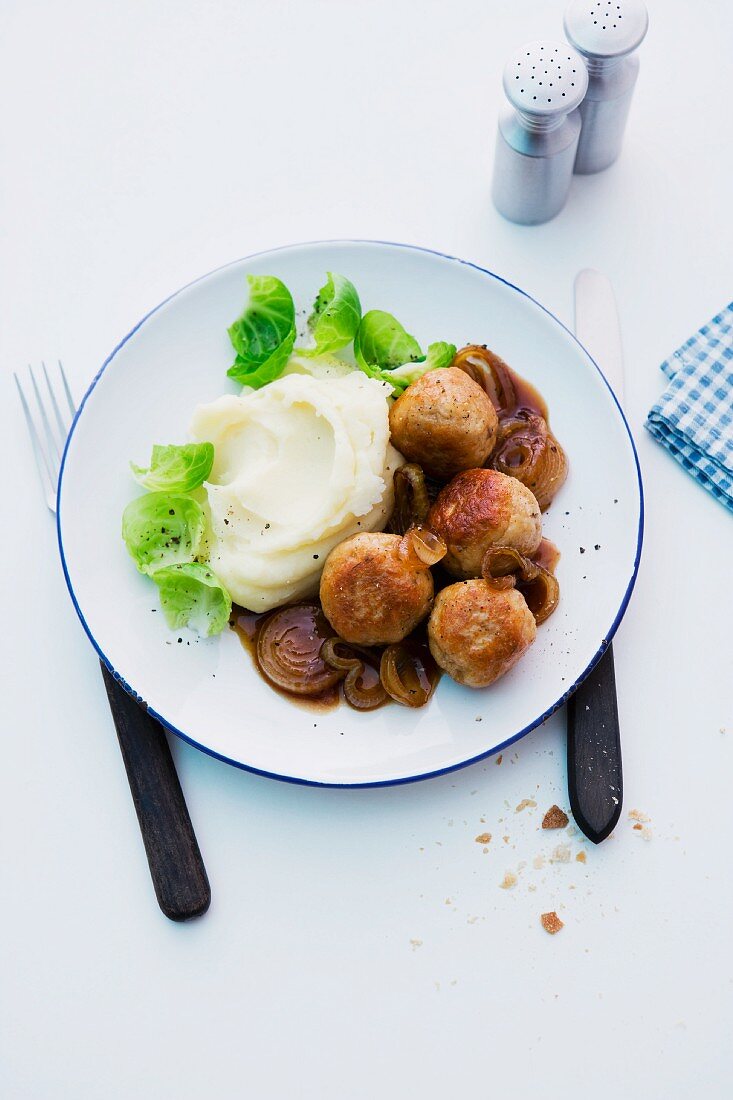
[100,662,211,921]
[567,643,623,844]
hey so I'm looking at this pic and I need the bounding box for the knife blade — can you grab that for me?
[567,269,624,844]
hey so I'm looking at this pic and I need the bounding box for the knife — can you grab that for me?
[566,269,624,844]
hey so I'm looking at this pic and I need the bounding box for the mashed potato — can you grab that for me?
[190,371,403,611]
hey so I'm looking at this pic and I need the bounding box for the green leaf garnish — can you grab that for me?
[122,493,204,575]
[227,275,296,388]
[304,272,362,356]
[353,310,424,377]
[130,443,214,493]
[152,562,232,637]
[386,341,458,390]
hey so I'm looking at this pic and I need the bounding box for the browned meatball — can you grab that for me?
[320,532,434,646]
[389,367,498,480]
[428,581,537,688]
[428,468,541,578]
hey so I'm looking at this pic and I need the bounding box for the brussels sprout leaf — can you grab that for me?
[130,442,214,493]
[227,275,296,388]
[122,493,204,575]
[303,272,362,356]
[152,562,232,637]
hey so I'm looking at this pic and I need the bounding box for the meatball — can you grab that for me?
[428,468,541,578]
[428,581,537,688]
[320,532,433,646]
[389,367,498,480]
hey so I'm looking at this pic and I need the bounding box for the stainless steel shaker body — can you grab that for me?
[564,0,649,174]
[491,41,589,225]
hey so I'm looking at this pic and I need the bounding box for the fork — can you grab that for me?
[16,362,211,921]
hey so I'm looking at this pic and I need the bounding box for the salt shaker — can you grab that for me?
[564,0,649,174]
[491,40,589,225]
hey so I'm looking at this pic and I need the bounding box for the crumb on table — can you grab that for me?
[499,871,517,890]
[542,804,570,830]
[628,808,651,823]
[541,911,564,935]
[550,843,572,864]
[576,851,587,863]
[515,798,537,813]
[475,832,492,845]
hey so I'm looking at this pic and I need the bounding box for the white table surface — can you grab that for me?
[2,2,731,1097]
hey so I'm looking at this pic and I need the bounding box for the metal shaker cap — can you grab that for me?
[564,0,648,59]
[503,40,588,118]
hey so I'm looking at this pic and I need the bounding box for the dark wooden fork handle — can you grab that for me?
[100,662,211,921]
[567,644,623,844]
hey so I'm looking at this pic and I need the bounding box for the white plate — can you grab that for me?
[57,241,643,787]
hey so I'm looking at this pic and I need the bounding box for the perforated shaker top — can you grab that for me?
[502,41,589,118]
[564,0,649,59]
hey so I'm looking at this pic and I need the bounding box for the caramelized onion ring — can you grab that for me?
[492,411,568,511]
[390,463,430,535]
[320,637,387,710]
[257,604,343,696]
[380,640,439,708]
[482,547,560,625]
[520,569,560,625]
[452,345,517,413]
[398,524,447,567]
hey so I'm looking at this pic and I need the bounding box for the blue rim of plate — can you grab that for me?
[57,239,644,789]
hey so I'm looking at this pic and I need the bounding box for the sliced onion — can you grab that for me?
[482,547,560,624]
[320,637,387,711]
[452,345,517,413]
[256,604,343,696]
[481,546,530,579]
[492,412,568,510]
[521,569,560,625]
[380,639,439,708]
[390,463,430,535]
[398,524,447,567]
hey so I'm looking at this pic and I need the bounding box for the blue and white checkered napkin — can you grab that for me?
[645,302,733,512]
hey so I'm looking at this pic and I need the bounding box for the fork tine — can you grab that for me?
[14,373,57,505]
[58,359,77,417]
[29,364,61,471]
[42,360,69,441]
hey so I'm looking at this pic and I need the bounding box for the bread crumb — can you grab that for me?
[542,804,569,829]
[496,754,503,765]
[515,798,537,813]
[533,854,545,870]
[499,871,517,889]
[475,832,492,845]
[467,915,479,924]
[639,826,653,841]
[628,809,650,823]
[503,835,510,844]
[550,843,572,864]
[528,884,537,892]
[633,823,642,831]
[410,939,423,950]
[444,898,452,905]
[576,851,587,863]
[541,911,564,935]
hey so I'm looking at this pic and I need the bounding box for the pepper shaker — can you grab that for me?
[491,40,589,225]
[564,0,649,174]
